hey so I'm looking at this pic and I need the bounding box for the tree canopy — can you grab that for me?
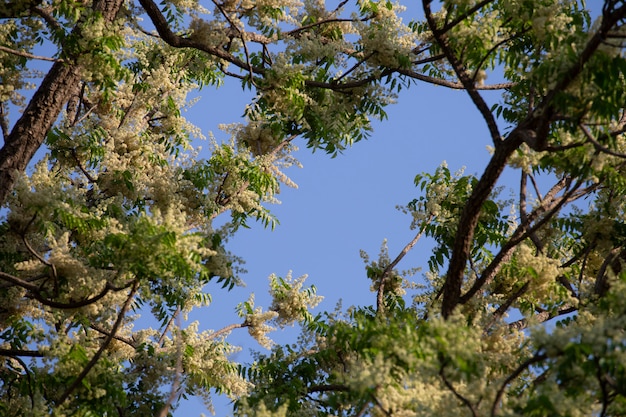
[2,0,626,415]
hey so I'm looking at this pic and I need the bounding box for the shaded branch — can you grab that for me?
[307,384,350,393]
[580,124,626,159]
[487,281,530,328]
[137,0,252,71]
[56,281,139,407]
[437,0,626,316]
[508,306,577,331]
[490,353,547,417]
[440,0,495,34]
[439,363,478,417]
[0,348,44,357]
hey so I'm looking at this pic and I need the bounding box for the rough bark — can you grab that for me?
[0,0,124,206]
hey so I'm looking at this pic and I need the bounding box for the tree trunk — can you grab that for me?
[0,0,124,206]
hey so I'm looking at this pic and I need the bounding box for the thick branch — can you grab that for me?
[0,0,44,18]
[438,2,626,318]
[460,177,589,306]
[0,348,44,357]
[137,0,252,70]
[441,131,524,317]
[0,0,125,206]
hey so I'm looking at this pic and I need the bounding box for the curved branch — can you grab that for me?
[137,0,252,71]
[422,0,502,145]
[580,124,626,158]
[490,353,547,417]
[0,270,133,310]
[439,362,478,417]
[56,281,139,407]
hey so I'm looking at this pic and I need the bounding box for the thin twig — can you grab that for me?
[439,363,478,417]
[156,309,184,417]
[0,45,63,63]
[580,123,626,158]
[490,353,547,417]
[208,322,248,340]
[90,324,137,348]
[376,217,432,313]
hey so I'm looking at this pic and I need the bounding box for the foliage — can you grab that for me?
[2,0,626,416]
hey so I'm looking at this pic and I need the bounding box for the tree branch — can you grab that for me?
[397,68,513,90]
[376,217,431,313]
[439,363,478,417]
[0,0,125,206]
[0,348,44,357]
[0,45,62,63]
[422,0,502,146]
[137,0,253,71]
[56,281,139,407]
[490,353,547,417]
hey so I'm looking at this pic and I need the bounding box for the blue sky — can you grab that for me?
[178,55,509,414]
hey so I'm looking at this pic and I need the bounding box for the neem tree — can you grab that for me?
[1,0,626,415]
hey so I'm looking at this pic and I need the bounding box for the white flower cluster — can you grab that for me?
[529,0,575,43]
[353,1,418,68]
[400,162,468,231]
[181,321,253,400]
[269,271,323,327]
[241,0,303,30]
